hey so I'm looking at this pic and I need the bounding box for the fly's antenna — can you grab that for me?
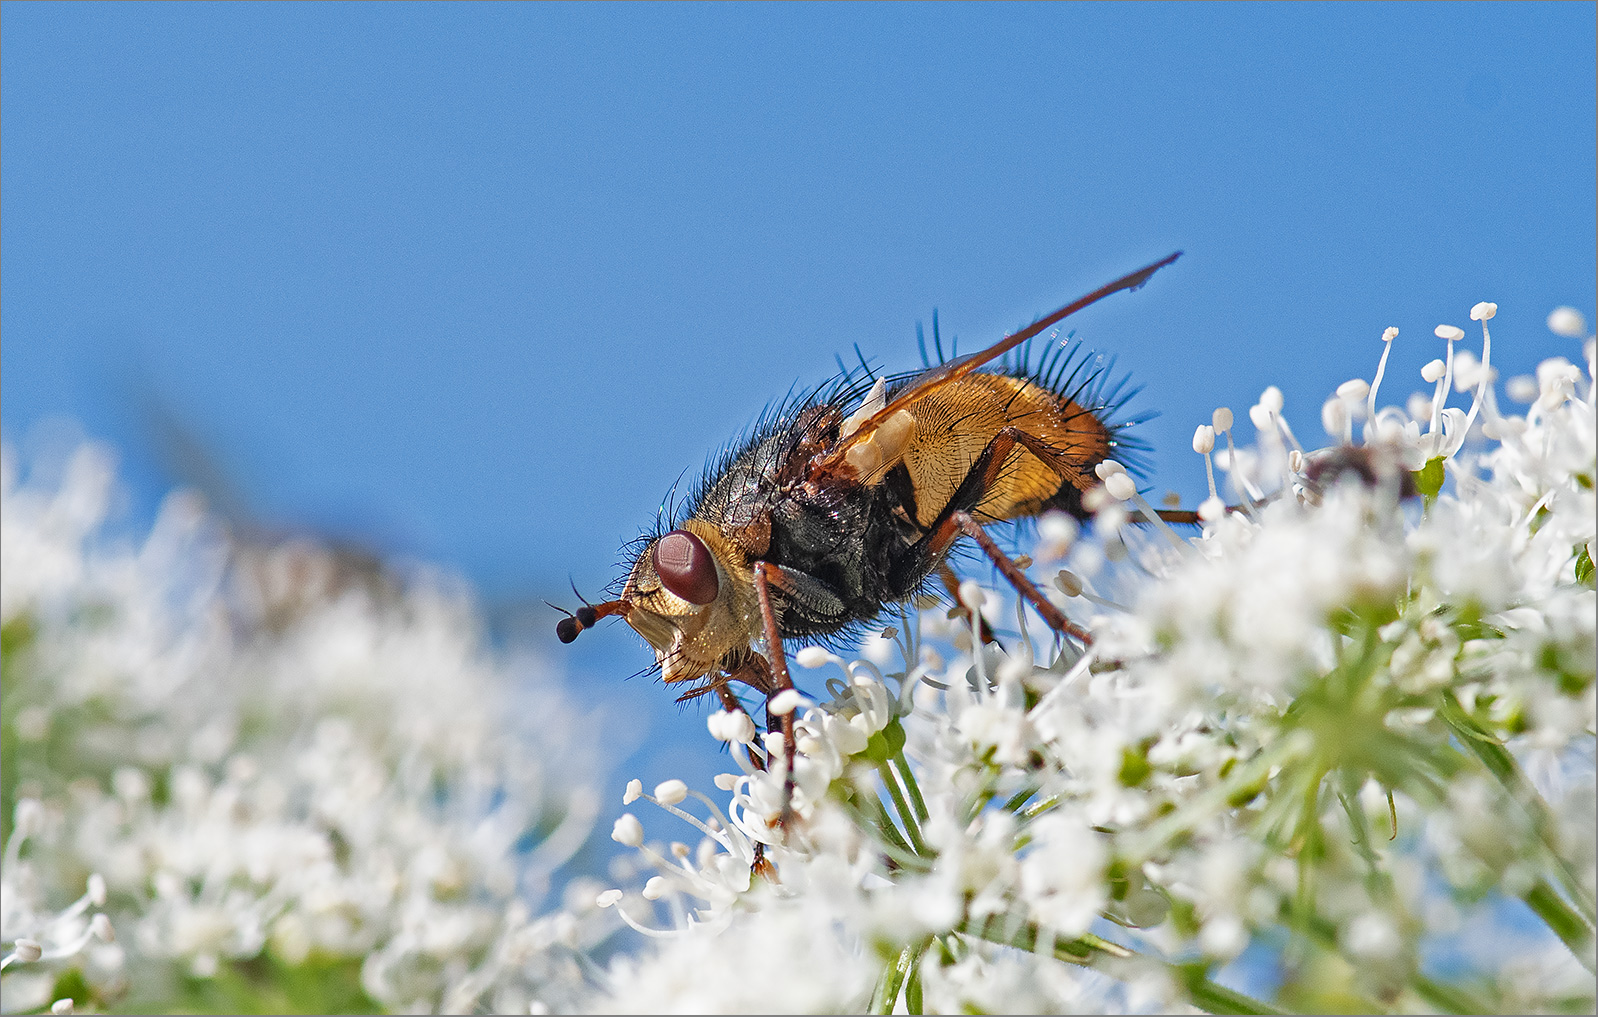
[553,583,630,644]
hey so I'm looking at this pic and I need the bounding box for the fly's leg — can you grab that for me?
[952,511,1093,644]
[937,562,996,644]
[716,660,779,880]
[751,562,798,830]
[896,425,1095,644]
[714,678,768,772]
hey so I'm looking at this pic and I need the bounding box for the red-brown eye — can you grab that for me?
[652,530,719,605]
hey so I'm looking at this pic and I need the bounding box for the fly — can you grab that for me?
[558,253,1187,823]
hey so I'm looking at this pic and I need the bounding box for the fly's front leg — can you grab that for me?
[751,562,798,830]
[714,675,768,772]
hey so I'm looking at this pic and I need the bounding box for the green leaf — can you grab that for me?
[1118,745,1153,787]
[1574,542,1596,588]
[862,718,906,764]
[1412,456,1446,501]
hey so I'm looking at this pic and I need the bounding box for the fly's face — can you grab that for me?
[620,521,758,688]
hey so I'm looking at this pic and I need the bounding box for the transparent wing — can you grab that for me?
[811,251,1181,478]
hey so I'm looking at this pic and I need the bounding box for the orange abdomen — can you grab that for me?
[898,373,1110,528]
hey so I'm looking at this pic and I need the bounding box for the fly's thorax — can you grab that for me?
[621,519,761,686]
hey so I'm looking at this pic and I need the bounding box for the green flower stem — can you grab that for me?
[1278,894,1499,1015]
[1181,972,1286,1016]
[1022,791,1062,820]
[870,940,928,1014]
[965,918,1281,1015]
[834,785,927,870]
[1524,878,1597,974]
[1001,783,1040,813]
[1123,732,1312,866]
[878,761,931,856]
[1439,692,1598,924]
[903,943,925,1014]
[1408,973,1493,1015]
[891,752,930,822]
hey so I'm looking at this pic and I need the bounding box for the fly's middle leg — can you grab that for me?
[751,562,799,831]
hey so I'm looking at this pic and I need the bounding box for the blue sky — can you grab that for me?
[5,3,1595,796]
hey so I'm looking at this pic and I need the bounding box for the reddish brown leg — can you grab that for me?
[716,665,770,771]
[751,562,798,829]
[938,562,996,644]
[953,511,1094,645]
[718,661,779,880]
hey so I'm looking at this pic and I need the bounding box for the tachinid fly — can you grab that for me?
[557,253,1186,820]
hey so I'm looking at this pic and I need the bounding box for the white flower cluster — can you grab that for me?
[1,441,610,1014]
[593,307,1596,1014]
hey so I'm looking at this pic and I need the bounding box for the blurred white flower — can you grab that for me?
[1,440,610,1014]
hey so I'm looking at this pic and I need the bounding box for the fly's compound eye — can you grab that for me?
[653,529,719,605]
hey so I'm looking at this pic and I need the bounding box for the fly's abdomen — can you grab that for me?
[896,372,1111,527]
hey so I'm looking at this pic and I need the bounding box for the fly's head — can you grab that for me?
[557,519,758,690]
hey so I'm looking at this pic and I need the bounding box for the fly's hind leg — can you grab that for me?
[953,511,1093,644]
[901,425,1096,645]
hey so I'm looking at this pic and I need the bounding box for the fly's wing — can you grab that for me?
[810,251,1181,480]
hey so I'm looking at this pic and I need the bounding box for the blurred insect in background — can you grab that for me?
[557,253,1186,823]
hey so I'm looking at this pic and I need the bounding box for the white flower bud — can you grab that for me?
[1421,359,1447,383]
[1093,459,1126,480]
[1212,407,1234,431]
[13,799,42,837]
[709,709,756,743]
[653,780,687,806]
[1434,324,1465,341]
[91,914,114,942]
[1248,403,1274,430]
[794,646,830,668]
[713,773,739,791]
[87,873,107,907]
[611,814,644,847]
[1321,398,1349,438]
[1547,306,1586,338]
[1053,570,1084,598]
[1288,449,1303,473]
[1381,326,1399,342]
[1192,425,1215,455]
[1104,473,1138,502]
[957,579,986,613]
[768,689,804,716]
[1197,497,1226,522]
[51,999,74,1015]
[1469,301,1497,321]
[642,876,668,900]
[1258,386,1284,413]
[1037,510,1078,547]
[13,939,43,963]
[1336,379,1370,402]
[595,889,623,908]
[622,778,642,804]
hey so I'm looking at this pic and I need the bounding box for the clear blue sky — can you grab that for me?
[5,3,1595,795]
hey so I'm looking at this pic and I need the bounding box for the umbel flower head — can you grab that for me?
[592,306,1595,1015]
[1,439,613,1014]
